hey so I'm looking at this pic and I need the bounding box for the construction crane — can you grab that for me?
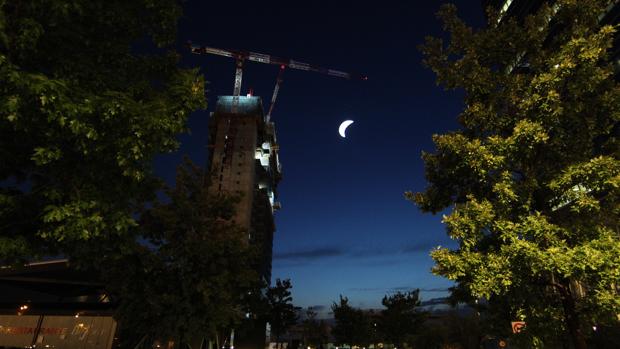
[188,42,367,120]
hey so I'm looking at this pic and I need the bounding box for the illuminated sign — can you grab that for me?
[511,321,526,333]
[0,327,67,335]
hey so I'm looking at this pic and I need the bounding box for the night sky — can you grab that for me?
[155,1,486,314]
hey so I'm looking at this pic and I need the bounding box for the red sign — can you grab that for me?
[511,321,526,333]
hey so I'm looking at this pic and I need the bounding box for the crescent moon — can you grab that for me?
[338,120,354,138]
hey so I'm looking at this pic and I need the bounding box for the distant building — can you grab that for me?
[482,0,545,20]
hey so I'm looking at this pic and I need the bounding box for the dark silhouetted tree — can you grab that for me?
[411,312,481,349]
[266,278,298,347]
[379,290,426,347]
[302,308,329,348]
[331,296,373,347]
[105,160,261,346]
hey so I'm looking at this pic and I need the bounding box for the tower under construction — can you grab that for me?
[206,95,282,285]
[192,42,364,349]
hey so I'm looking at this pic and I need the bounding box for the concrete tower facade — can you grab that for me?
[207,95,281,284]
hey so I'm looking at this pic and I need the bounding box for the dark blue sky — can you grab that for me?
[156,0,486,313]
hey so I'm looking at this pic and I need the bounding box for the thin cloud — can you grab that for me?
[347,286,416,293]
[391,286,417,291]
[388,286,450,293]
[420,287,450,292]
[274,247,344,261]
[274,241,449,265]
[347,286,450,294]
[347,287,385,292]
[400,241,438,254]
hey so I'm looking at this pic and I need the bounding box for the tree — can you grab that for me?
[410,312,482,349]
[412,1,620,348]
[302,308,329,348]
[331,296,373,347]
[379,290,426,348]
[0,0,205,266]
[266,278,298,346]
[105,159,261,347]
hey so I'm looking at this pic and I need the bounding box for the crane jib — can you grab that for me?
[203,47,235,58]
[189,44,362,80]
[327,70,350,79]
[288,60,311,71]
[248,52,271,64]
[188,42,365,119]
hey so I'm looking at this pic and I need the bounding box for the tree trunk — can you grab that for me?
[560,279,587,349]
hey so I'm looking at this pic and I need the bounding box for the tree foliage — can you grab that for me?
[379,290,426,347]
[331,296,374,346]
[413,1,620,348]
[266,278,298,343]
[302,308,329,348]
[410,313,482,349]
[0,0,205,265]
[105,160,261,345]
